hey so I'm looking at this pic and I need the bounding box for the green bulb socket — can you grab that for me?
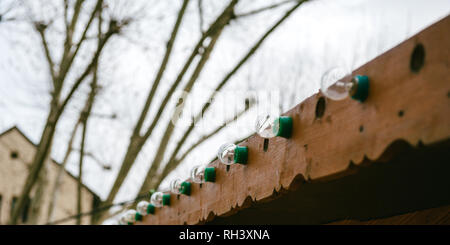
[180,181,191,196]
[135,212,143,222]
[162,194,171,206]
[147,204,155,214]
[233,146,248,165]
[274,116,293,139]
[127,222,133,225]
[204,167,216,182]
[351,75,369,102]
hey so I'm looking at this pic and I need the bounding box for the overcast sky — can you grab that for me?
[1,0,449,209]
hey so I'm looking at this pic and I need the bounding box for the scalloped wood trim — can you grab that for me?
[137,15,450,225]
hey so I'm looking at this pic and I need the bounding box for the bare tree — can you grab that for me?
[100,0,308,221]
[46,115,81,223]
[151,100,256,190]
[26,148,50,224]
[139,0,306,195]
[102,0,192,209]
[9,0,126,225]
[5,0,307,224]
[75,66,99,225]
[46,68,100,224]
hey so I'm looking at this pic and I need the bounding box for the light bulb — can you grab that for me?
[118,214,128,225]
[137,201,155,215]
[191,165,205,183]
[320,67,354,100]
[255,114,279,138]
[320,67,369,102]
[170,179,191,196]
[107,219,120,225]
[191,165,216,183]
[255,114,293,139]
[151,191,171,207]
[122,209,142,224]
[170,179,182,194]
[217,143,248,165]
[150,192,163,207]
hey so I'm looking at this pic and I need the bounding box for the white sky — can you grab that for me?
[0,0,449,208]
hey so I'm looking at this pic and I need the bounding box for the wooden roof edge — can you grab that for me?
[138,14,449,225]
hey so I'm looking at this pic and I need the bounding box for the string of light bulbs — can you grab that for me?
[46,192,150,225]
[119,68,370,225]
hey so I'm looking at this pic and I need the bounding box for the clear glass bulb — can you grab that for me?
[255,114,279,138]
[191,165,205,183]
[150,191,164,207]
[123,209,137,223]
[137,201,150,215]
[170,179,183,194]
[320,66,355,100]
[217,143,236,165]
[118,214,128,225]
[106,219,120,225]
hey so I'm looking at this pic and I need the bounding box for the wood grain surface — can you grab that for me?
[137,15,450,225]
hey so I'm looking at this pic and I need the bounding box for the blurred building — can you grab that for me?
[0,127,101,225]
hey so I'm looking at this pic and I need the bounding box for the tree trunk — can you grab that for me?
[76,120,87,225]
[27,159,49,225]
[46,119,81,223]
[9,104,59,224]
[137,6,232,195]
[103,0,191,207]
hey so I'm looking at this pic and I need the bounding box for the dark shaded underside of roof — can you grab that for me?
[206,139,450,224]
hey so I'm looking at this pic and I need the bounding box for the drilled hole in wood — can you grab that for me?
[447,91,450,98]
[10,151,18,159]
[263,139,269,152]
[226,165,230,172]
[177,195,180,200]
[417,140,425,148]
[359,125,364,132]
[410,43,425,73]
[304,144,308,151]
[315,97,326,119]
[199,183,202,189]
[398,110,404,117]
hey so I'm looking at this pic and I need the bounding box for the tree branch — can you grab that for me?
[56,0,103,93]
[63,0,70,33]
[35,23,56,86]
[149,0,306,191]
[136,2,236,195]
[103,0,238,206]
[8,2,115,225]
[197,0,204,34]
[132,0,190,138]
[45,117,81,223]
[154,100,255,188]
[56,20,116,119]
[76,70,97,225]
[58,0,83,89]
[235,0,297,19]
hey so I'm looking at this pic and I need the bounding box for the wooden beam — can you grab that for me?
[138,15,450,225]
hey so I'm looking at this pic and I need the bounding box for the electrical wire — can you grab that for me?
[46,193,150,225]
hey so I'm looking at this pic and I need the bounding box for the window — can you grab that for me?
[91,196,101,225]
[10,151,19,159]
[10,196,30,224]
[10,196,17,218]
[22,196,30,223]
